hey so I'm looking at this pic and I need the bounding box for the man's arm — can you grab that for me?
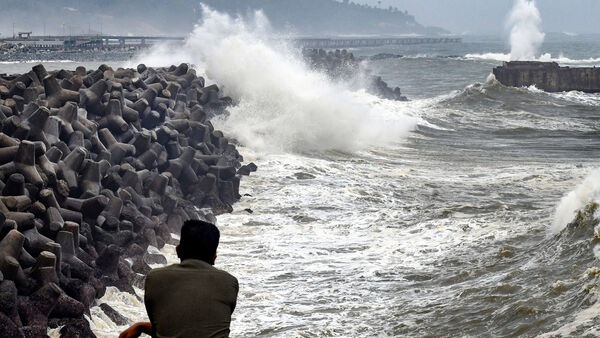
[119,322,153,338]
[231,276,239,313]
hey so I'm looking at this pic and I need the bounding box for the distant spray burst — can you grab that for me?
[507,0,545,60]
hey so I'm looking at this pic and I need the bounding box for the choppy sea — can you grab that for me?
[6,11,600,337]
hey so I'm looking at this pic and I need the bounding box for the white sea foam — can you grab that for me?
[552,90,600,106]
[86,286,147,338]
[464,52,512,62]
[538,292,600,337]
[539,54,600,66]
[506,0,545,60]
[212,148,531,336]
[130,6,417,153]
[465,52,600,67]
[552,168,600,233]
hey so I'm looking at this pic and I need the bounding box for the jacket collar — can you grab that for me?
[180,259,214,270]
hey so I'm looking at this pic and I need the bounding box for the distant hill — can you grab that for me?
[0,0,448,37]
[198,0,448,36]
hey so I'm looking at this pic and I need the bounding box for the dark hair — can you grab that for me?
[178,220,220,263]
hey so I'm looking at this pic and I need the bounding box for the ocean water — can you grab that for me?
[9,12,600,338]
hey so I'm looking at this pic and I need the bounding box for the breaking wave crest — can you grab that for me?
[552,169,600,233]
[130,6,417,153]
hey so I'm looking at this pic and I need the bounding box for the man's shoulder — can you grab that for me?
[147,263,179,274]
[205,264,238,284]
[148,261,237,281]
[215,268,238,284]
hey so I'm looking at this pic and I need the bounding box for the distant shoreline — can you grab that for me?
[0,50,135,64]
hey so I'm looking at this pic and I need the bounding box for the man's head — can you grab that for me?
[176,220,220,264]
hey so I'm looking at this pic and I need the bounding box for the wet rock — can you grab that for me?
[0,311,20,338]
[17,282,62,329]
[48,317,97,338]
[0,280,20,326]
[238,162,258,176]
[99,302,128,326]
[49,292,85,318]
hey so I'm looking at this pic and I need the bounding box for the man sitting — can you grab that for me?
[120,220,239,338]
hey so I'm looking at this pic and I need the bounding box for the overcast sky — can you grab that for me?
[355,0,600,35]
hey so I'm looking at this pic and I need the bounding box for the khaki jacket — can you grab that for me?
[144,259,239,338]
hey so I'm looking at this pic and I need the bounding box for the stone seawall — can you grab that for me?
[493,61,600,93]
[0,62,256,336]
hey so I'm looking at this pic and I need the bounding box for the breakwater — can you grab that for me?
[0,35,460,51]
[296,36,461,49]
[493,61,600,93]
[303,48,408,101]
[0,62,255,336]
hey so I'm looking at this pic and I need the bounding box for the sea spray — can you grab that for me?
[507,0,545,60]
[552,169,600,233]
[131,6,417,153]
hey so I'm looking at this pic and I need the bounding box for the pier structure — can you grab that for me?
[294,36,461,48]
[0,35,185,51]
[0,34,461,52]
[87,35,184,49]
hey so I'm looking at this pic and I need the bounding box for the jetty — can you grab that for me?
[0,34,461,53]
[293,36,461,48]
[493,61,600,93]
[0,33,184,52]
